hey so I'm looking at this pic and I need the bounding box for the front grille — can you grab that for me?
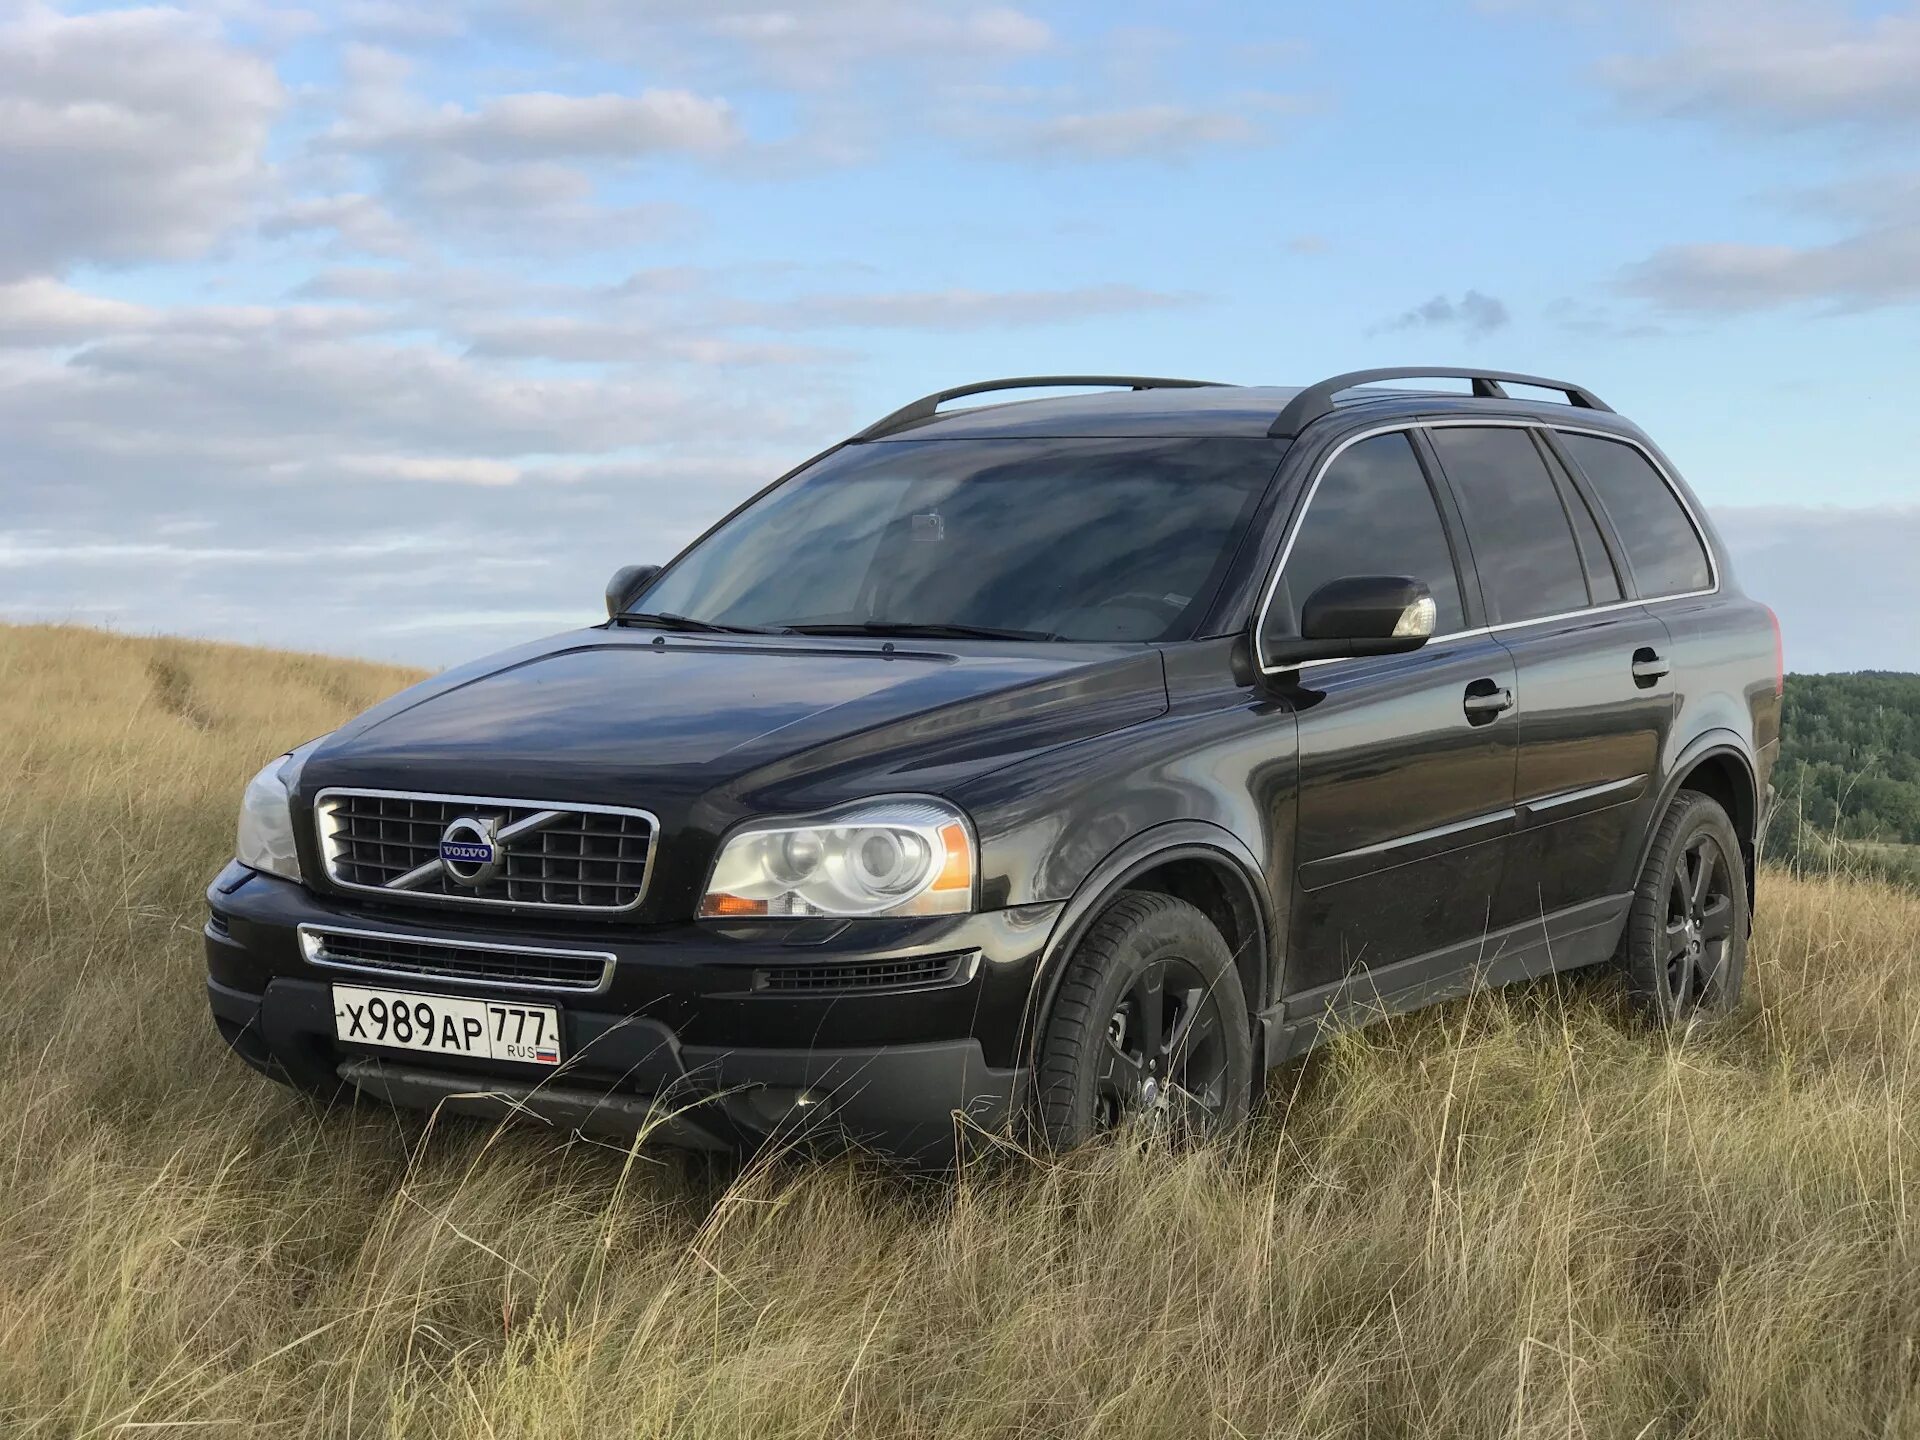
[315,789,656,913]
[299,925,613,994]
[756,951,974,993]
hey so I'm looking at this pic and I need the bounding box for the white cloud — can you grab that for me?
[1620,171,1920,313]
[1596,1,1920,132]
[0,531,475,569]
[0,280,391,349]
[724,284,1199,331]
[4,328,743,464]
[1376,290,1512,337]
[326,455,525,486]
[385,158,693,250]
[460,315,835,366]
[0,278,153,347]
[1623,231,1920,313]
[311,57,724,247]
[0,3,281,277]
[341,0,466,44]
[517,0,1052,88]
[346,89,743,160]
[261,193,417,258]
[1001,104,1261,162]
[376,608,595,635]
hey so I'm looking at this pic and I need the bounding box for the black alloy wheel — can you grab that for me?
[1036,891,1253,1148]
[1622,788,1749,1023]
[1095,952,1236,1131]
[1662,829,1736,1013]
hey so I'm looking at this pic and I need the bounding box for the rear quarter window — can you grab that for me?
[1559,433,1712,598]
[1426,426,1589,624]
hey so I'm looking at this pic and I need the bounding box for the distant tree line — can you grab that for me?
[1766,672,1920,885]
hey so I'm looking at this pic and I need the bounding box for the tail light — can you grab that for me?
[1765,605,1784,697]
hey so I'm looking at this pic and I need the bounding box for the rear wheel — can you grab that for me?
[1035,891,1253,1149]
[1621,789,1748,1022]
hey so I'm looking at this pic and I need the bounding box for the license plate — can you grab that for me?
[331,984,562,1066]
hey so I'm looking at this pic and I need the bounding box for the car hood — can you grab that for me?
[297,627,1169,819]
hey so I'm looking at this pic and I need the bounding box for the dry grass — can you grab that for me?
[1,620,1916,1438]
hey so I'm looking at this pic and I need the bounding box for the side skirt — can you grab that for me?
[1260,892,1631,1068]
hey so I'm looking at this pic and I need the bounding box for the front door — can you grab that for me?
[1285,636,1521,998]
[1262,429,1521,1006]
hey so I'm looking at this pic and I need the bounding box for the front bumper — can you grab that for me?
[205,865,1058,1161]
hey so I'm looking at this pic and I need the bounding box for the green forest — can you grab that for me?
[1768,672,1920,883]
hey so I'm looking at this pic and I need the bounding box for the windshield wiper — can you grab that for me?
[615,611,786,635]
[781,621,1063,643]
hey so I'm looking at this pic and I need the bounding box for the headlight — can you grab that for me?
[235,739,323,883]
[700,797,975,919]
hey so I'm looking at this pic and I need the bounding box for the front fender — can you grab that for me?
[1016,821,1275,1063]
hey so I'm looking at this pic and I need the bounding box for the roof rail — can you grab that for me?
[853,375,1227,441]
[1267,367,1612,439]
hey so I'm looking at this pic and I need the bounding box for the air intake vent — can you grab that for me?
[756,951,974,993]
[299,925,613,994]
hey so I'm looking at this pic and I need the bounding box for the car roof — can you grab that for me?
[868,382,1642,442]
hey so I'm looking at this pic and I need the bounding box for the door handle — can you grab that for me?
[1631,647,1671,686]
[1462,680,1514,724]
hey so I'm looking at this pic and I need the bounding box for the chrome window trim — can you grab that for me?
[297,922,617,995]
[313,787,659,914]
[1253,417,1720,678]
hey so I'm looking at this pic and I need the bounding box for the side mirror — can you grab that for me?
[605,563,661,620]
[1259,575,1436,669]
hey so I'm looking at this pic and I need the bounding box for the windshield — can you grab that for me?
[634,438,1276,643]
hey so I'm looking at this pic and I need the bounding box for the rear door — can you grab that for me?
[1425,424,1675,933]
[1275,430,1520,1004]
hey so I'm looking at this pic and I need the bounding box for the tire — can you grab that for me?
[1035,891,1254,1150]
[1620,789,1749,1023]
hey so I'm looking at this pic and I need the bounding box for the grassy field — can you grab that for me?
[1,621,1917,1438]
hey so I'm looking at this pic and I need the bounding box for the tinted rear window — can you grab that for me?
[1545,445,1623,604]
[1559,433,1712,597]
[1427,427,1588,624]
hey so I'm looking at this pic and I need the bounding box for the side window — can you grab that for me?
[1559,433,1712,597]
[1427,427,1588,624]
[1543,442,1623,604]
[1272,432,1465,638]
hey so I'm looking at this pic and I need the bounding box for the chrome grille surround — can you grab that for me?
[298,923,614,994]
[314,788,658,914]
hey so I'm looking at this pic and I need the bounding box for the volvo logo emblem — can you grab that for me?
[438,816,504,886]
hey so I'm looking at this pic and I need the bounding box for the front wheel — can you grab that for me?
[1034,892,1253,1150]
[1621,789,1749,1023]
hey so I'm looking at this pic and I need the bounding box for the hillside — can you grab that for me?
[1,621,1917,1437]
[1769,671,1920,882]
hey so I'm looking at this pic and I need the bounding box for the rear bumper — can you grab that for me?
[205,866,1051,1161]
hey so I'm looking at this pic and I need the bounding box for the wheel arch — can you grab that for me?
[1020,822,1274,1064]
[1645,731,1761,905]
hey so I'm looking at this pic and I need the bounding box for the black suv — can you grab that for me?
[206,368,1782,1161]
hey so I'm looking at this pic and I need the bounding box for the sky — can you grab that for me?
[2,0,1917,673]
